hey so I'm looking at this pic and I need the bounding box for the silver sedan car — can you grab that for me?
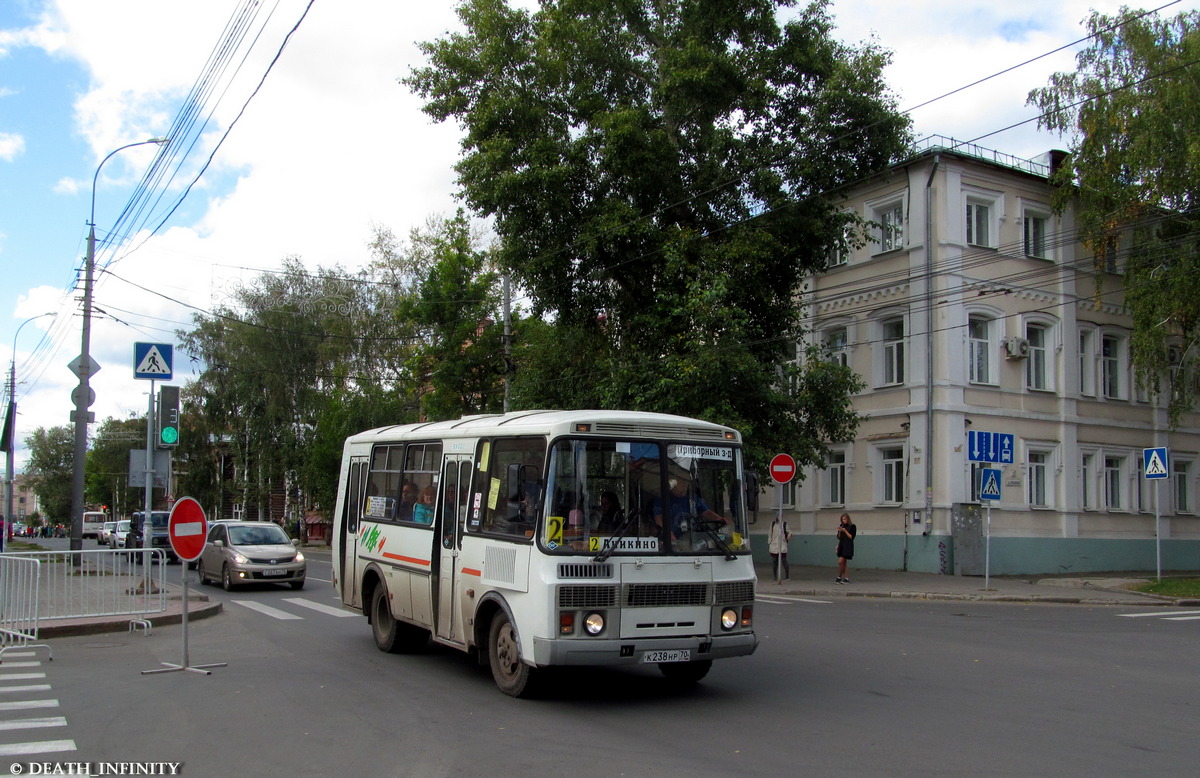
[196,520,305,591]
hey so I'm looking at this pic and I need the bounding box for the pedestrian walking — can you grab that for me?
[835,512,856,584]
[768,516,792,582]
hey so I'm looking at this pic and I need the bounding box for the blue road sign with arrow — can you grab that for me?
[968,430,1014,463]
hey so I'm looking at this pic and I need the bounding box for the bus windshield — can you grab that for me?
[541,438,748,555]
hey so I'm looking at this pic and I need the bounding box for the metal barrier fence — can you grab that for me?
[0,552,50,661]
[0,548,167,624]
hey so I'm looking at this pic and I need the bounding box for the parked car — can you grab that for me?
[110,520,132,548]
[98,521,117,545]
[196,521,305,591]
[127,511,178,563]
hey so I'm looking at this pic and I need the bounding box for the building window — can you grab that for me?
[880,318,905,386]
[966,201,991,247]
[1027,449,1051,508]
[1081,452,1095,510]
[826,450,847,507]
[824,326,849,368]
[827,222,850,267]
[1104,455,1125,511]
[1078,327,1096,397]
[1174,459,1192,515]
[881,447,905,504]
[875,202,904,253]
[1025,323,1052,391]
[1024,211,1049,258]
[968,315,994,384]
[1101,333,1126,400]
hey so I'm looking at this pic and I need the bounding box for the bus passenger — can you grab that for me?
[653,476,727,539]
[413,486,436,524]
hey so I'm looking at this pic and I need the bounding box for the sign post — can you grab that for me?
[1143,447,1169,583]
[769,454,796,584]
[143,497,226,676]
[978,468,1002,591]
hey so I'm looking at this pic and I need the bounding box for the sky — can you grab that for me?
[1,0,1195,475]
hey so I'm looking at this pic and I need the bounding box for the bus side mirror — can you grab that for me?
[507,463,526,501]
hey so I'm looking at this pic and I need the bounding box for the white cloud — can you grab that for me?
[0,131,24,160]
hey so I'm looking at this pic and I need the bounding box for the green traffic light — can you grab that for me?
[161,427,179,445]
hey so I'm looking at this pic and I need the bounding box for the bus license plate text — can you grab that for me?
[642,650,690,664]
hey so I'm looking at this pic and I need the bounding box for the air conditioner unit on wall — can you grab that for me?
[1005,337,1031,359]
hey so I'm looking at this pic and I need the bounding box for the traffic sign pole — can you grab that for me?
[768,454,796,584]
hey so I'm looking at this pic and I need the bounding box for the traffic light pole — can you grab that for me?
[142,379,155,562]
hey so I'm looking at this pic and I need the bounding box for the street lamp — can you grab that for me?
[3,312,54,553]
[69,137,168,553]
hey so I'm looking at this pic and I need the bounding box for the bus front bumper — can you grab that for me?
[532,632,758,667]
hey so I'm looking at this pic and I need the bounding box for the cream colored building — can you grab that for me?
[762,137,1200,576]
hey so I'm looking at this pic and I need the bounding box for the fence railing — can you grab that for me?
[0,553,48,660]
[0,548,167,624]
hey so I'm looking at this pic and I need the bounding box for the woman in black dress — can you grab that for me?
[835,512,856,584]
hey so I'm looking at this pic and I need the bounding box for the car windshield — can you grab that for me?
[228,525,290,546]
[117,521,130,531]
[540,438,748,556]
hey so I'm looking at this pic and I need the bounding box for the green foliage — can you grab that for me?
[1134,578,1200,598]
[86,417,146,516]
[23,425,74,521]
[408,0,909,467]
[1028,7,1200,424]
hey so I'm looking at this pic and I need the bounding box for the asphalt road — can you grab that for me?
[2,549,1195,777]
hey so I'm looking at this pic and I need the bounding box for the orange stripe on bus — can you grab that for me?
[381,552,430,566]
[461,567,482,577]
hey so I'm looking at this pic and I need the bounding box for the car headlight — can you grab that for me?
[584,612,605,635]
[720,608,738,630]
[294,551,305,562]
[231,552,249,564]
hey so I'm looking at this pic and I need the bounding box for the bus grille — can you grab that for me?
[625,583,709,607]
[558,563,613,579]
[592,422,731,441]
[558,585,619,608]
[714,580,755,603]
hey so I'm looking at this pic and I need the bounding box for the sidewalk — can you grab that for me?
[34,587,222,639]
[754,562,1199,606]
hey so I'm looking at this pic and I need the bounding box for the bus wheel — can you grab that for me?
[659,659,712,686]
[370,583,428,654]
[489,611,536,697]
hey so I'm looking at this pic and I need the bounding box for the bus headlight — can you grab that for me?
[584,612,605,635]
[720,608,738,630]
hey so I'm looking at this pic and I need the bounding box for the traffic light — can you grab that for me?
[157,385,180,448]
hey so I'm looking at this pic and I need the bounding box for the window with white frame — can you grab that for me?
[968,314,996,384]
[874,201,905,253]
[880,446,905,504]
[1024,209,1050,258]
[824,326,849,368]
[1101,332,1127,400]
[1078,326,1097,397]
[966,201,992,247]
[1080,451,1096,510]
[826,449,847,506]
[1104,454,1126,510]
[880,317,905,386]
[1025,322,1053,391]
[827,221,851,267]
[1027,448,1053,508]
[1174,458,1192,514]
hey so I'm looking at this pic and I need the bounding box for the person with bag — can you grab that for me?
[835,512,856,584]
[768,515,792,582]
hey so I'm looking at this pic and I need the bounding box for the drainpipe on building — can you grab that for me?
[924,155,939,540]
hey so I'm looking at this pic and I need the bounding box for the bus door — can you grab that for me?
[435,455,472,645]
[339,456,369,606]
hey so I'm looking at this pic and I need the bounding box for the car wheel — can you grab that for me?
[196,560,208,585]
[489,611,538,697]
[658,659,713,686]
[222,565,236,592]
[289,579,304,591]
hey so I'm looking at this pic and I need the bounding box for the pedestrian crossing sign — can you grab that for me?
[134,342,173,380]
[979,468,1001,501]
[1143,447,1169,479]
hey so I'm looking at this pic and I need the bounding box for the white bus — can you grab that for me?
[81,510,107,540]
[332,409,758,696]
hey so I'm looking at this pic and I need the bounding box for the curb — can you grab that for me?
[37,600,223,639]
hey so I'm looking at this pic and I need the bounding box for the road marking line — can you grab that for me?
[0,716,67,731]
[1164,615,1200,621]
[0,685,52,694]
[0,674,45,681]
[232,600,303,620]
[0,739,77,756]
[283,598,357,618]
[0,699,58,712]
[756,595,832,605]
[306,576,332,583]
[0,652,35,659]
[1119,610,1200,618]
[0,662,41,668]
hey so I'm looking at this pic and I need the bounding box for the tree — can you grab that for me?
[86,417,145,517]
[1028,7,1200,423]
[407,0,909,467]
[24,425,74,522]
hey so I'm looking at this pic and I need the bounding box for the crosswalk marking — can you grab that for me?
[0,662,42,669]
[232,600,303,620]
[283,598,357,618]
[0,700,58,712]
[0,685,52,694]
[0,674,46,681]
[1119,610,1200,618]
[0,717,67,732]
[0,739,76,756]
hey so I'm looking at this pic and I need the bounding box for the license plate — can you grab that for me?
[262,569,285,577]
[641,650,690,664]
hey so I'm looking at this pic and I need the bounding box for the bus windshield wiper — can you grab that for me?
[692,517,737,561]
[592,509,639,563]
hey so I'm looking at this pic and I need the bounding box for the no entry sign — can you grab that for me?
[168,497,208,562]
[769,453,797,484]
